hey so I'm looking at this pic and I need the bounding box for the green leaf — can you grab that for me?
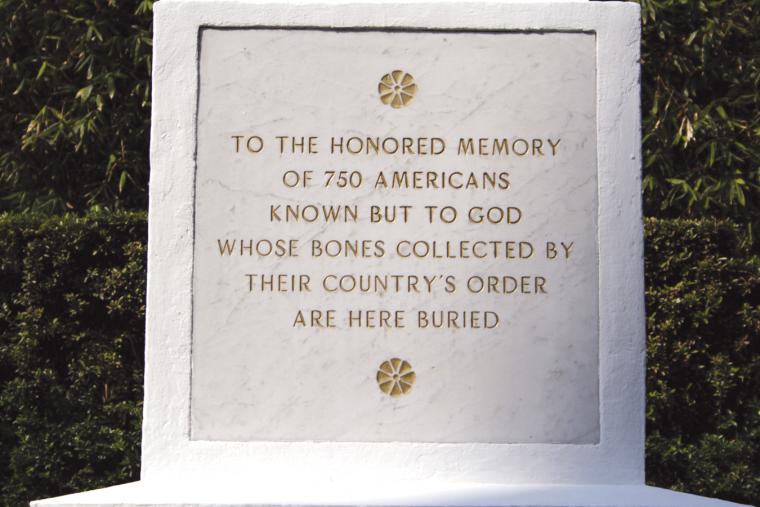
[12,78,26,95]
[708,142,716,167]
[75,85,93,102]
[36,61,48,80]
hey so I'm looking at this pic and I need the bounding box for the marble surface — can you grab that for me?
[191,29,598,443]
[31,481,753,507]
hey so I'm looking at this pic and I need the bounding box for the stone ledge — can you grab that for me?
[32,482,752,507]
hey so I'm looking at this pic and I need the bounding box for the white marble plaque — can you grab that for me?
[191,29,598,443]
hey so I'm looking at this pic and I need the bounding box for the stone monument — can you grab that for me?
[33,1,751,506]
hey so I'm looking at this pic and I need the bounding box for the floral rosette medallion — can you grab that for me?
[377,358,416,397]
[378,70,417,108]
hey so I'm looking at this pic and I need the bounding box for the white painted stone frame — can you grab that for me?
[147,0,643,485]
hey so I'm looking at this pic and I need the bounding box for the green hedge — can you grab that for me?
[0,213,146,506]
[645,218,759,504]
[0,214,758,505]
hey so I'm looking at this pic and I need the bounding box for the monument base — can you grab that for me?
[32,481,751,507]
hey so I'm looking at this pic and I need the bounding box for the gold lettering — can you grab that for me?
[548,138,561,155]
[270,204,358,223]
[417,310,499,329]
[348,310,405,328]
[292,309,335,328]
[457,138,474,155]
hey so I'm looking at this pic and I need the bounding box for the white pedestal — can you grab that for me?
[31,481,752,507]
[29,3,752,507]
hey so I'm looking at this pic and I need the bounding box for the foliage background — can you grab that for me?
[639,0,759,238]
[0,0,152,213]
[645,218,759,504]
[1,0,757,227]
[0,0,758,505]
[0,214,145,506]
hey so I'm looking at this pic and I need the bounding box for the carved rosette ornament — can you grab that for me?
[377,358,416,396]
[378,70,417,108]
